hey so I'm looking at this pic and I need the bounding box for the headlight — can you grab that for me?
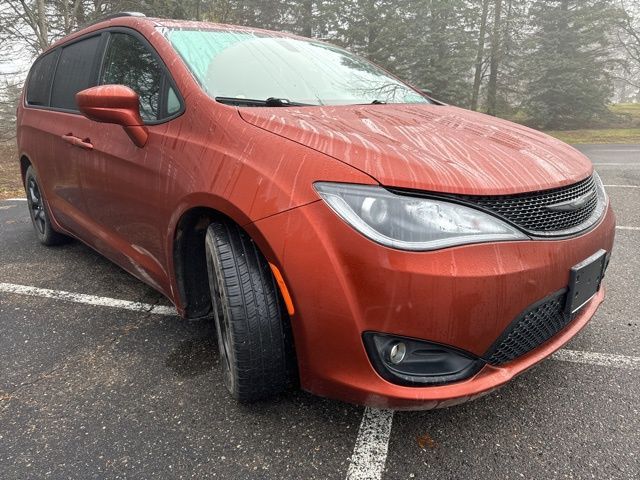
[314,182,528,251]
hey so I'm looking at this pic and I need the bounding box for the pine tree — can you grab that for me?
[471,0,491,111]
[398,0,478,106]
[486,0,503,115]
[524,0,618,129]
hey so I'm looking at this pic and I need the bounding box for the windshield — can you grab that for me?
[164,28,430,107]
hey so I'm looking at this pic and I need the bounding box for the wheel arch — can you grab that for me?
[19,154,32,186]
[173,206,222,319]
[171,199,280,320]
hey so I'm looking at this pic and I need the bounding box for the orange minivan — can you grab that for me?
[17,13,615,409]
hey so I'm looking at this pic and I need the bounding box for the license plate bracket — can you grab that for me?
[566,249,607,314]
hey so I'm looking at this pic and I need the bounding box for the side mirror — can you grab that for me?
[76,85,148,148]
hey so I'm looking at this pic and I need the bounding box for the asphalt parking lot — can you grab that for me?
[0,144,639,479]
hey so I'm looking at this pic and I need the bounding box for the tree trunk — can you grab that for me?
[366,0,378,60]
[486,0,503,116]
[301,0,313,37]
[471,0,490,111]
[503,0,513,59]
[36,0,49,50]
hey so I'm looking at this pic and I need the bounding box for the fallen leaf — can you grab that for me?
[417,432,437,449]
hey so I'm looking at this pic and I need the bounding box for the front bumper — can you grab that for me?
[248,201,616,410]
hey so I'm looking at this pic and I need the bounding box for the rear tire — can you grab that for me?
[24,166,69,246]
[204,219,295,402]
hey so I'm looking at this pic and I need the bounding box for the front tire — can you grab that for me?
[204,219,295,401]
[24,166,69,246]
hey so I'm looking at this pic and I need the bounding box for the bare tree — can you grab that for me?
[617,0,640,92]
[0,78,22,141]
[0,0,50,54]
[0,1,130,56]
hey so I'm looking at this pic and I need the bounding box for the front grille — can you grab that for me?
[485,291,573,365]
[459,175,598,234]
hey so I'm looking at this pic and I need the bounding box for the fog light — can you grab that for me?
[389,342,406,364]
[363,332,485,386]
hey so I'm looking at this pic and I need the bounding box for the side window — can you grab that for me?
[100,33,179,122]
[167,86,181,116]
[26,50,60,106]
[50,35,101,110]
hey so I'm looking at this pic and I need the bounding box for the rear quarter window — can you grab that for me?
[50,35,102,111]
[26,50,60,106]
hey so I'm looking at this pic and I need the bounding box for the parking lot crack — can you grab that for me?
[0,365,63,410]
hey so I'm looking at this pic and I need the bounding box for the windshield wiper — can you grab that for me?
[215,96,312,107]
[370,99,386,104]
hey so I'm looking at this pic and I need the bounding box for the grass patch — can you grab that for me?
[0,143,23,200]
[609,103,640,121]
[544,128,640,145]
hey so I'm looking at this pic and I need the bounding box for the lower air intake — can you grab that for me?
[485,291,573,366]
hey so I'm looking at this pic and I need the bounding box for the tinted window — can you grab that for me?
[100,33,170,122]
[26,50,60,106]
[50,35,101,110]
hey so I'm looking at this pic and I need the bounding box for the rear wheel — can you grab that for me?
[204,219,295,402]
[25,166,69,246]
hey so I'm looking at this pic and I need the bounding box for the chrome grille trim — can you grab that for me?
[455,174,606,237]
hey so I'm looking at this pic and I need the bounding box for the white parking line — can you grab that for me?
[604,185,640,189]
[616,226,640,231]
[0,283,176,316]
[594,163,640,166]
[587,149,640,153]
[346,408,394,480]
[5,198,26,201]
[552,349,640,369]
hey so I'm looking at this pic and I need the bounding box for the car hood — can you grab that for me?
[238,104,592,195]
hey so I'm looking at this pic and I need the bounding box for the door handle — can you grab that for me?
[61,133,94,151]
[61,133,76,145]
[75,137,94,150]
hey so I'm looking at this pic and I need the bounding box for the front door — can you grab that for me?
[77,30,184,293]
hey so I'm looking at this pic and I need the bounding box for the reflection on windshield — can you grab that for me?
[166,29,430,107]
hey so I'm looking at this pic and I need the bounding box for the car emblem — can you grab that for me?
[544,191,594,212]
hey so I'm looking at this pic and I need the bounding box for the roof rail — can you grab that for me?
[78,11,146,30]
[100,11,146,21]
